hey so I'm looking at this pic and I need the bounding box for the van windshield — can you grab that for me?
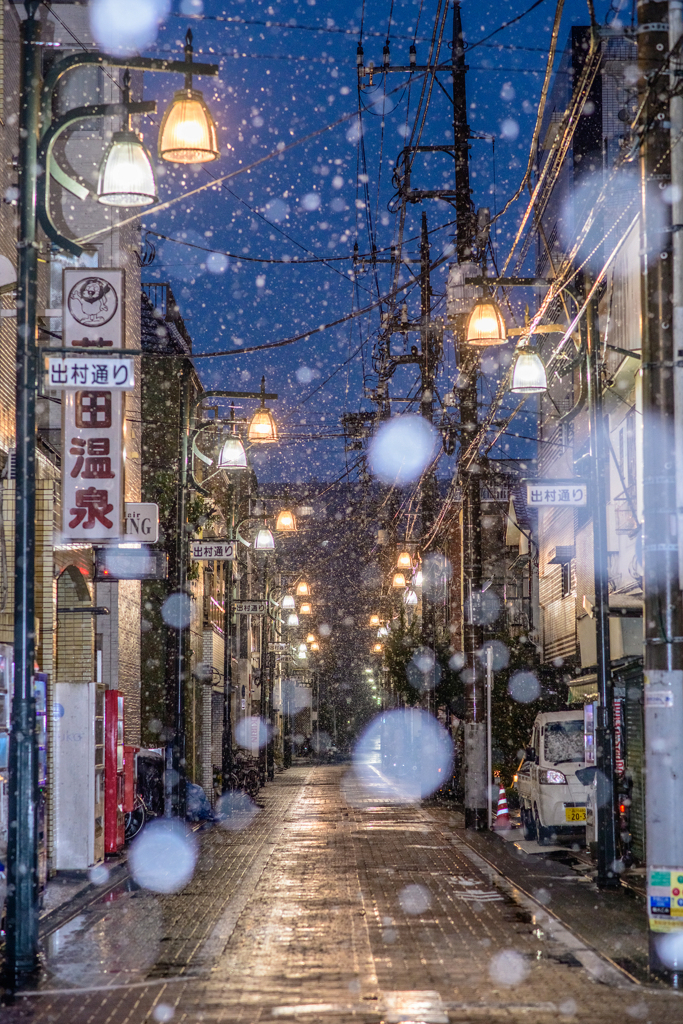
[544,720,584,764]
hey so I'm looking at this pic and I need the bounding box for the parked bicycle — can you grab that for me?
[226,751,260,800]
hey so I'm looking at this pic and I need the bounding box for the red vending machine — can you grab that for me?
[104,690,125,854]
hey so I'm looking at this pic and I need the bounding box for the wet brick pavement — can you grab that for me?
[3,764,683,1024]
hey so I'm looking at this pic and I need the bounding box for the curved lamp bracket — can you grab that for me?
[37,100,156,257]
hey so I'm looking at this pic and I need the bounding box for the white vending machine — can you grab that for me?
[53,681,105,869]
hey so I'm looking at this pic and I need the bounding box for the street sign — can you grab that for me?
[234,599,267,615]
[47,357,135,390]
[62,389,124,542]
[268,642,289,652]
[125,503,159,543]
[94,546,168,581]
[63,268,124,350]
[190,541,236,561]
[526,480,587,507]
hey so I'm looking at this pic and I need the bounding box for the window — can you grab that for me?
[544,720,585,763]
[561,559,572,598]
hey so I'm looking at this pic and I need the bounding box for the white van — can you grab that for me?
[514,710,587,843]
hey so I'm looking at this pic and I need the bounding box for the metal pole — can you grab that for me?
[486,644,493,830]
[6,1,41,983]
[419,212,438,676]
[258,559,268,786]
[641,0,683,980]
[452,0,486,829]
[166,363,190,819]
[584,272,619,888]
[222,489,234,789]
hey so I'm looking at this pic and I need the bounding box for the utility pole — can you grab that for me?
[166,365,190,820]
[639,2,683,980]
[452,0,487,830]
[419,212,438,672]
[584,274,619,889]
[222,488,235,790]
[6,1,41,983]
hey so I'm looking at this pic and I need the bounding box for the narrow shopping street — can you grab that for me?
[4,765,681,1024]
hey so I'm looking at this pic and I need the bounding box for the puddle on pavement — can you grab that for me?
[39,882,162,991]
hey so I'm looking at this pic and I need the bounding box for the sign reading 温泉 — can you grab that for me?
[526,481,587,507]
[63,269,124,350]
[62,389,124,542]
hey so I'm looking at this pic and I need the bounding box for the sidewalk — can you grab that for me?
[428,809,651,984]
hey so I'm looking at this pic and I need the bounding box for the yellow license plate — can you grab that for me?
[565,807,586,822]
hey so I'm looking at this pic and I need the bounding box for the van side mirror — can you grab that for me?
[525,745,536,763]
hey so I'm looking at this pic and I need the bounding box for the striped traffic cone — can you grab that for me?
[493,784,511,830]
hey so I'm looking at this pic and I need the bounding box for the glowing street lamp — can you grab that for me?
[511,346,547,394]
[397,550,412,569]
[217,434,247,470]
[310,641,320,652]
[299,602,312,616]
[466,296,506,346]
[392,572,407,589]
[404,588,418,607]
[158,31,220,164]
[248,377,278,443]
[254,528,275,550]
[276,509,296,532]
[369,614,380,627]
[372,642,383,654]
[97,72,156,207]
[296,580,310,596]
[282,594,296,610]
[306,633,317,644]
[287,613,299,627]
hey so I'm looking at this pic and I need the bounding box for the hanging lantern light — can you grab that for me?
[248,376,278,443]
[511,346,548,394]
[158,30,220,164]
[217,434,247,470]
[466,296,507,346]
[372,642,383,654]
[396,550,412,569]
[378,625,389,638]
[404,588,418,607]
[299,602,312,615]
[254,528,275,550]
[97,71,157,207]
[392,572,407,589]
[310,641,320,651]
[287,612,299,627]
[306,633,316,644]
[369,614,380,627]
[275,509,296,532]
[282,594,296,610]
[296,580,310,596]
[297,643,307,660]
[414,570,423,588]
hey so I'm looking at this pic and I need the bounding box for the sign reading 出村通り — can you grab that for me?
[47,357,135,390]
[526,481,587,507]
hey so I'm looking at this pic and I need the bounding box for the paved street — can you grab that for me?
[4,765,682,1024]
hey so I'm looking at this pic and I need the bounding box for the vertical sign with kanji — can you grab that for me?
[62,389,125,541]
[63,269,124,350]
